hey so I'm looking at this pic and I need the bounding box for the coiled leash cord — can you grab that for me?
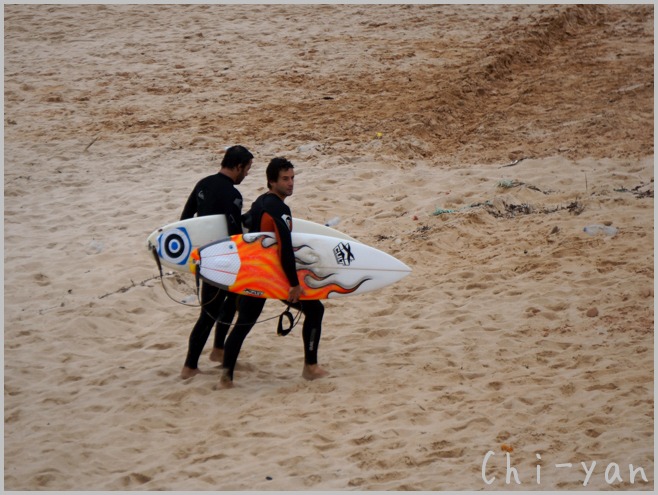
[151,246,301,335]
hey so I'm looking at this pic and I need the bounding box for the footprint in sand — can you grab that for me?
[34,273,51,286]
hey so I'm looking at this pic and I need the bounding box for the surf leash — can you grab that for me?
[150,245,200,307]
[194,294,302,333]
[150,246,301,331]
[277,305,301,336]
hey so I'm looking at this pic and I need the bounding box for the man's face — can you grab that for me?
[235,160,252,185]
[270,168,295,199]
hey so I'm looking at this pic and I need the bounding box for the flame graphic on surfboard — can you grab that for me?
[191,232,411,300]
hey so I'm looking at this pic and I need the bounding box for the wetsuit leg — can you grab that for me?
[184,282,227,370]
[213,293,238,350]
[290,300,324,365]
[222,296,266,380]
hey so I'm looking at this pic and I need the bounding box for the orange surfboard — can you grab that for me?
[190,232,411,300]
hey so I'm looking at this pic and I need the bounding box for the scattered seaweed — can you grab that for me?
[614,180,654,199]
[433,201,493,216]
[497,179,552,194]
[485,200,585,218]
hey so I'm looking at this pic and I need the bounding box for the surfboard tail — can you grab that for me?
[193,241,242,289]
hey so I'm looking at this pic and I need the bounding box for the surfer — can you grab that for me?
[219,157,329,388]
[179,145,253,380]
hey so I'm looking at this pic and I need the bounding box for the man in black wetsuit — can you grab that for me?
[180,145,253,380]
[219,157,328,388]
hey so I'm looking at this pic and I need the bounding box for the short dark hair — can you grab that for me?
[221,145,253,169]
[266,157,294,189]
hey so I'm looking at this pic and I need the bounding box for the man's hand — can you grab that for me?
[288,285,304,303]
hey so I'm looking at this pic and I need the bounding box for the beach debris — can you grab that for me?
[324,216,341,227]
[490,202,534,217]
[586,308,599,318]
[566,201,585,215]
[99,273,169,299]
[298,142,322,154]
[583,224,618,236]
[614,180,654,198]
[501,444,514,453]
[497,179,550,194]
[83,134,101,152]
[433,207,458,216]
[497,179,521,189]
[511,203,533,215]
[500,157,527,168]
[85,239,105,255]
[432,201,493,216]
[411,225,432,240]
[485,200,584,218]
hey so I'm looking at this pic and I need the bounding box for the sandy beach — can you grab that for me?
[3,4,654,491]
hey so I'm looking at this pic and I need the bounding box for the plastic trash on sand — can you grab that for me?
[583,225,618,236]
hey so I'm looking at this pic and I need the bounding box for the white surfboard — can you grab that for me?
[193,232,411,300]
[146,214,356,272]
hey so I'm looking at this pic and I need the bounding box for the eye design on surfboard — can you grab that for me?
[157,227,192,266]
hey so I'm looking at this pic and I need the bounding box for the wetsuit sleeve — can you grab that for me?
[180,186,198,220]
[225,191,244,236]
[262,197,299,287]
[275,217,300,287]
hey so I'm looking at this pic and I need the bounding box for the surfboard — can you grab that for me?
[190,232,412,300]
[146,214,357,272]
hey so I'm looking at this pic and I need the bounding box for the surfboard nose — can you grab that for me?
[390,258,412,282]
[378,250,412,274]
[398,260,412,275]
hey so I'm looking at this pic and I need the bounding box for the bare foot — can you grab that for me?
[209,347,224,363]
[180,366,201,380]
[215,369,234,389]
[302,364,329,381]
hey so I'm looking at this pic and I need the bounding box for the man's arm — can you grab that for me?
[263,197,299,289]
[225,193,244,236]
[273,213,300,289]
[180,187,198,220]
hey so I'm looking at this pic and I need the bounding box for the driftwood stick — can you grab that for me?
[84,135,100,152]
[500,157,527,168]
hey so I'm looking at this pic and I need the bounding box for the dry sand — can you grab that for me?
[3,3,654,491]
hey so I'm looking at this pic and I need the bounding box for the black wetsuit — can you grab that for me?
[222,193,325,380]
[181,173,242,370]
